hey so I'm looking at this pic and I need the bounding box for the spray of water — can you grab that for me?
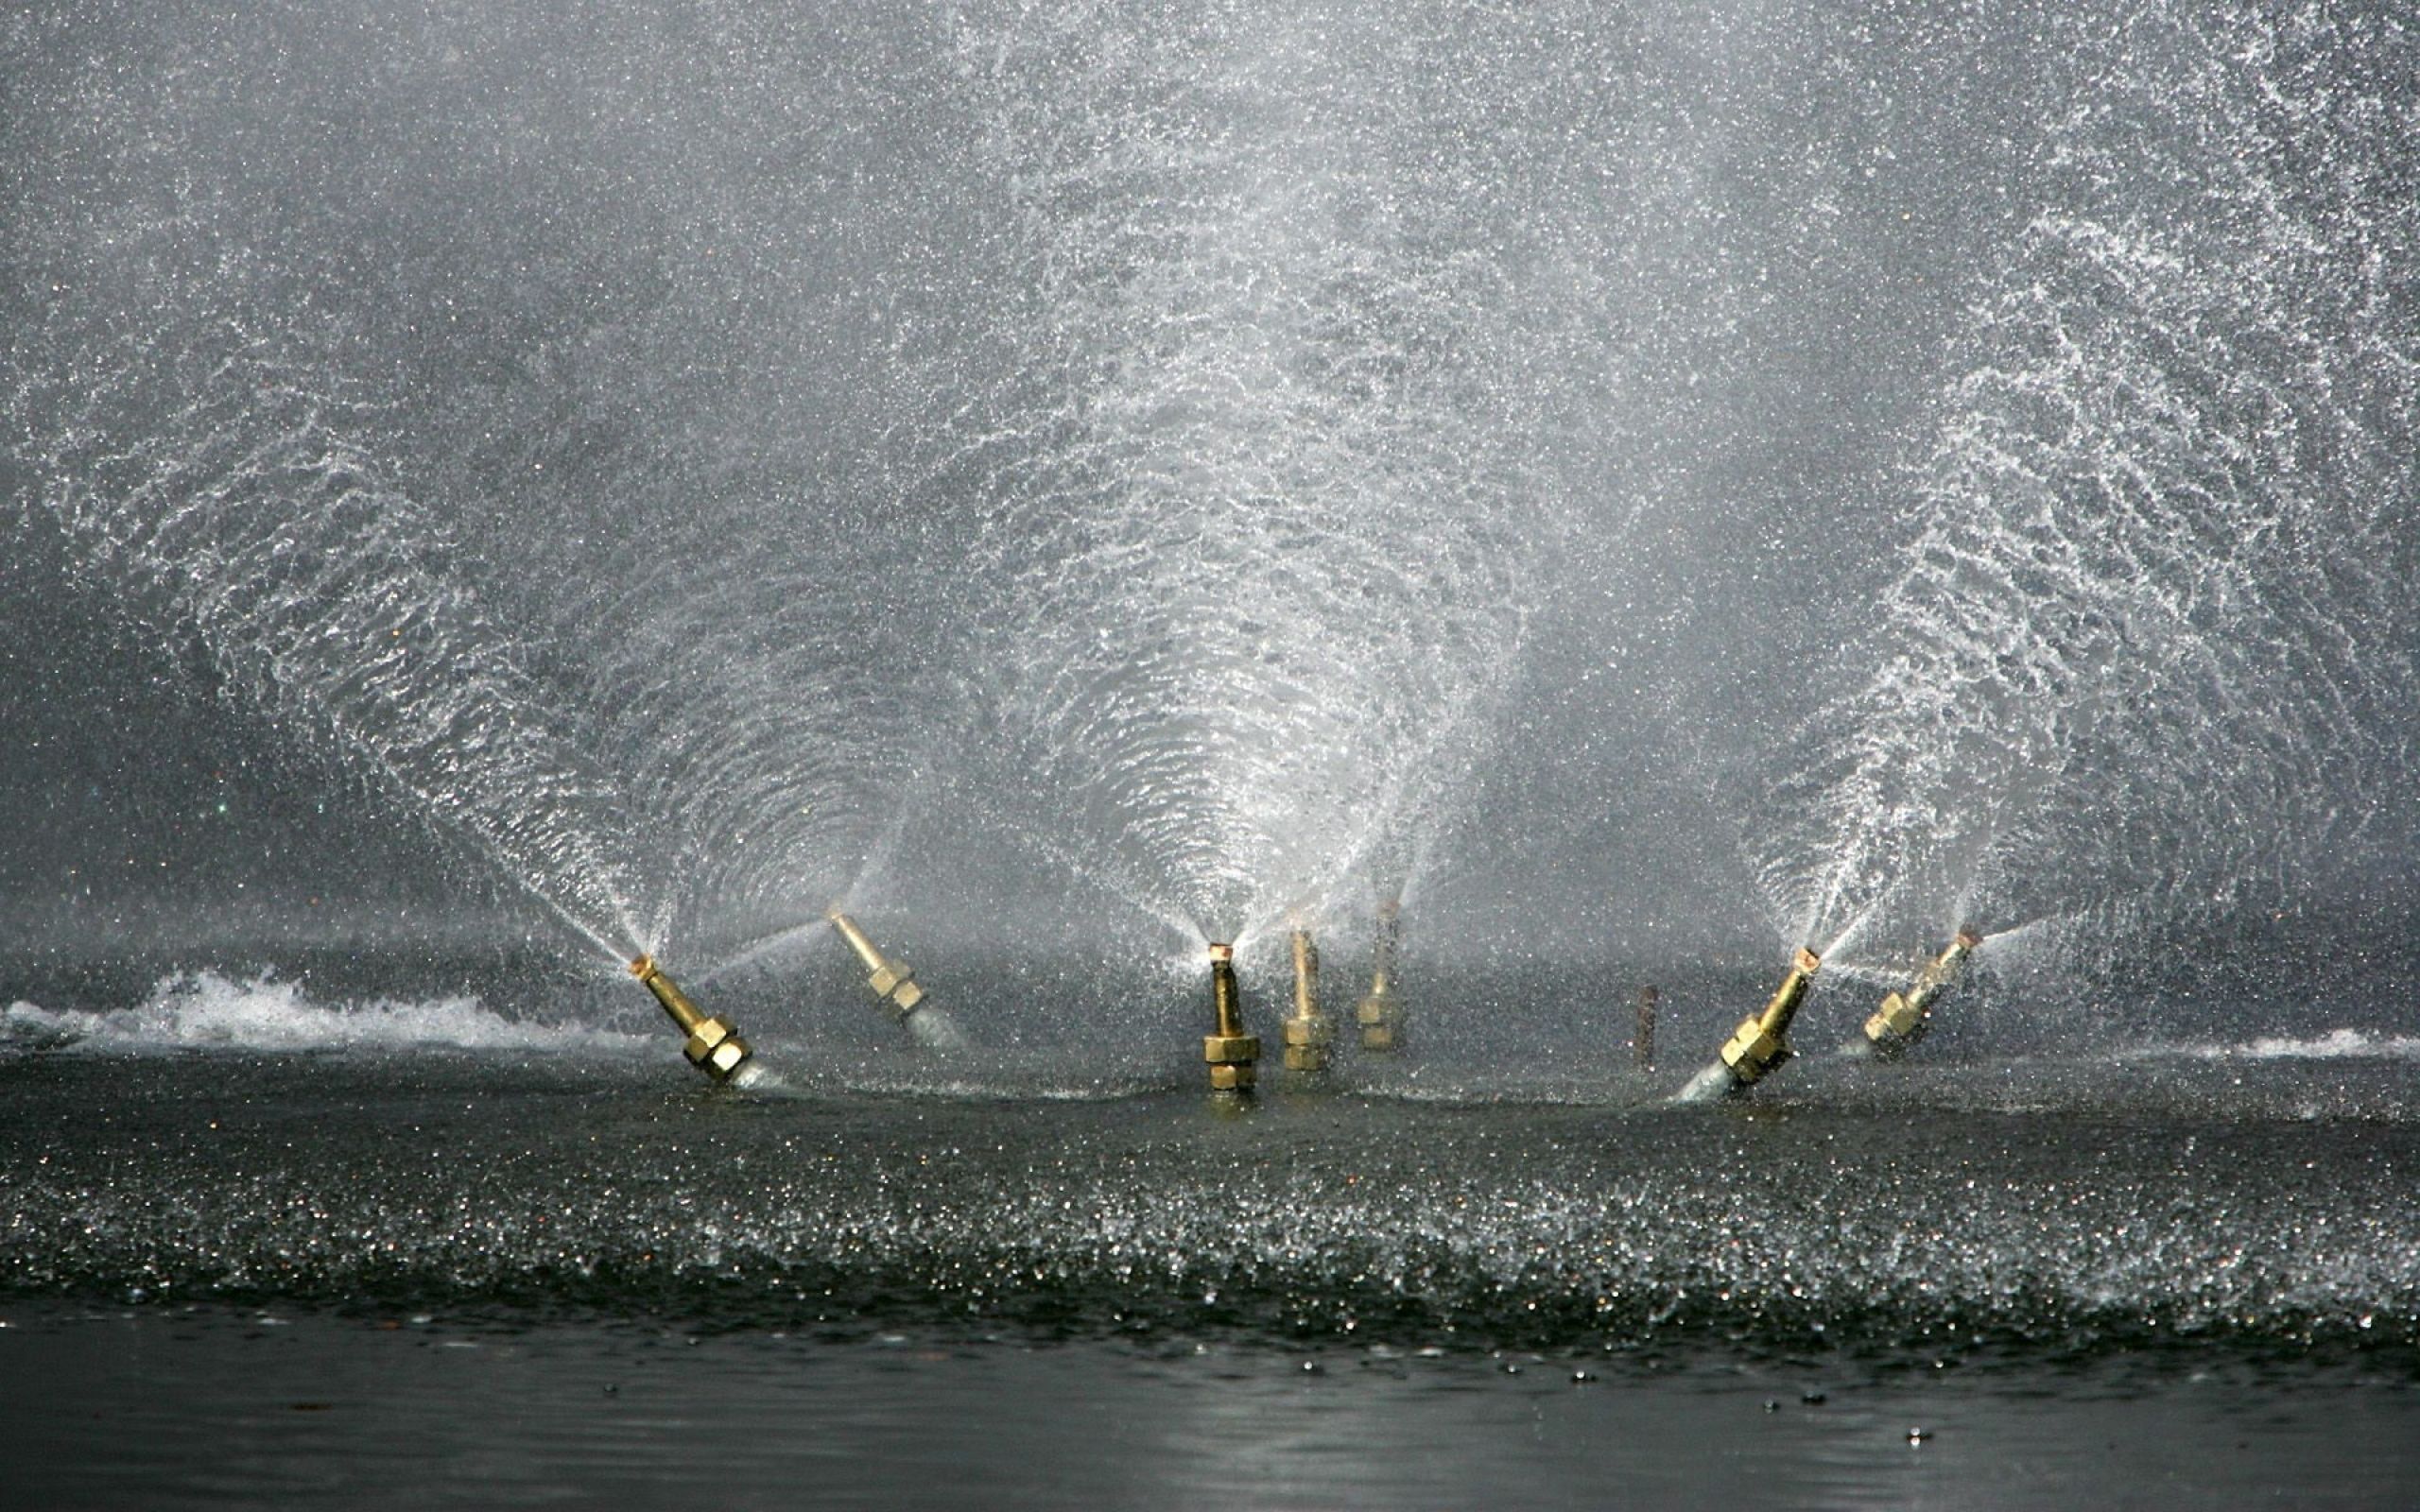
[0,9,969,973]
[920,1,1640,941]
[12,316,648,961]
[554,527,932,959]
[1753,5,2420,970]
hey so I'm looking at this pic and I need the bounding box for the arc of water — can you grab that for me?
[17,318,648,961]
[1749,5,2420,969]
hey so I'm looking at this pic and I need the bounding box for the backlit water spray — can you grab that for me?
[1750,5,2420,994]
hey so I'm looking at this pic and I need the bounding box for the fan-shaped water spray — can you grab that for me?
[1,4,970,976]
[12,313,647,960]
[1750,4,2420,983]
[921,0,1641,944]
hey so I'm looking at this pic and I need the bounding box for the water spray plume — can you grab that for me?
[18,319,658,959]
[1747,6,2420,985]
[930,2,1609,943]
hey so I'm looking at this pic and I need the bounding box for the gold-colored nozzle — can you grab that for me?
[629,954,752,1082]
[1864,927,1983,1059]
[1281,929,1334,1074]
[1356,900,1406,1053]
[1717,946,1821,1089]
[827,911,927,1022]
[1203,941,1258,1091]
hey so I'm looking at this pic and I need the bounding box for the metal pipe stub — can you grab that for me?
[1282,929,1335,1074]
[1203,942,1259,1092]
[1717,946,1821,1090]
[629,954,752,1082]
[1864,927,1982,1059]
[828,910,926,1022]
[1356,900,1406,1053]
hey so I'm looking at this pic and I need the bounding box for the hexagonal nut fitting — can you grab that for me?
[889,978,925,1015]
[1864,991,1926,1056]
[1203,1033,1261,1066]
[1281,1016,1333,1048]
[1282,1042,1331,1073]
[1207,1061,1256,1091]
[1359,1023,1400,1052]
[683,1018,752,1081]
[868,966,906,996]
[1719,1016,1789,1081]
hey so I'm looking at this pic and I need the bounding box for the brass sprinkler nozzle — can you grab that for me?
[828,911,927,1022]
[1203,941,1259,1092]
[1281,929,1335,1074]
[1718,946,1821,1089]
[629,954,752,1082]
[1864,927,1983,1059]
[1357,900,1407,1053]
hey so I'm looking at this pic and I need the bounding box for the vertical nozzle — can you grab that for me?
[1281,928,1334,1074]
[1202,941,1259,1092]
[1716,946,1820,1090]
[629,954,752,1082]
[828,911,927,1022]
[1864,927,1983,1059]
[1634,985,1659,1070]
[1356,899,1407,1052]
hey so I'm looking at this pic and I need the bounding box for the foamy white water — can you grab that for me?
[2175,1029,2420,1064]
[1,972,651,1057]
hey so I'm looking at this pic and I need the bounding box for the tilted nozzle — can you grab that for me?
[1864,927,1983,1059]
[1282,928,1334,1074]
[1717,946,1821,1089]
[827,911,927,1021]
[629,954,752,1083]
[1203,941,1259,1092]
[1357,899,1407,1053]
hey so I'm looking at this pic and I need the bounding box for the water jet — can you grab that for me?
[1202,942,1259,1092]
[1864,929,1982,1059]
[628,955,752,1082]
